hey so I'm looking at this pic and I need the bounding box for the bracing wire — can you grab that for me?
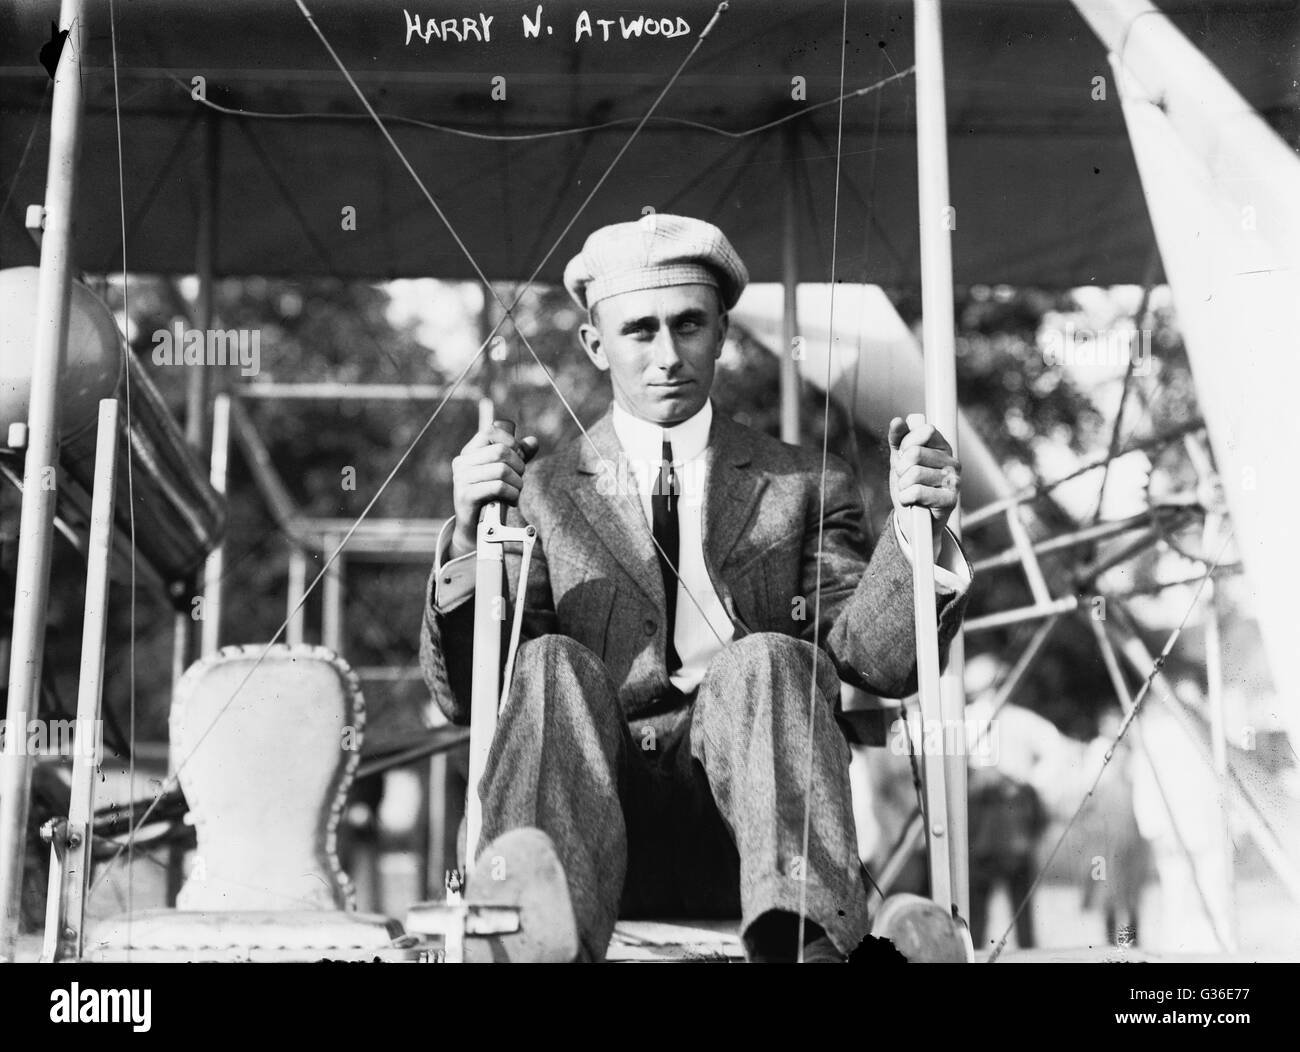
[166,66,915,144]
[796,0,851,962]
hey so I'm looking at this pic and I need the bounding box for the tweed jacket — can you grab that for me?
[420,406,971,725]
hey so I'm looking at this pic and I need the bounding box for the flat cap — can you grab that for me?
[563,213,749,312]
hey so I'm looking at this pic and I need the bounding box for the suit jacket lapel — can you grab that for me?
[704,412,767,572]
[569,407,767,606]
[570,410,663,607]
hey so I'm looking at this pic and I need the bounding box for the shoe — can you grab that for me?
[406,827,579,963]
[869,893,973,963]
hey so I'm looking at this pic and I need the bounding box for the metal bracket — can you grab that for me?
[404,871,522,964]
[25,204,45,249]
[477,504,536,555]
[38,817,85,962]
[464,501,537,864]
[479,507,537,702]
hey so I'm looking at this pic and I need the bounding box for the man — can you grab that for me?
[962,654,1063,949]
[420,214,972,962]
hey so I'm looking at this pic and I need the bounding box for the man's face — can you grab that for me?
[578,283,727,426]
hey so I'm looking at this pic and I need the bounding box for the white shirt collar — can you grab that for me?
[611,398,713,466]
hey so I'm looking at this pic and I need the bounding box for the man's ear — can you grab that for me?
[578,321,609,372]
[714,309,729,358]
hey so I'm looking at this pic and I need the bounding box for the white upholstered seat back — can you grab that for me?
[170,644,364,912]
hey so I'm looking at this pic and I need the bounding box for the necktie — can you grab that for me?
[651,436,681,672]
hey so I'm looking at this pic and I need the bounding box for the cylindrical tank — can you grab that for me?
[1,266,226,584]
[0,266,123,441]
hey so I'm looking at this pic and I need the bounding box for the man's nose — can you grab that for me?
[650,327,682,371]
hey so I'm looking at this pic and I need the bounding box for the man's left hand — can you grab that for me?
[888,413,961,548]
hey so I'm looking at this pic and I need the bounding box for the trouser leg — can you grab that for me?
[689,631,870,955]
[477,634,629,961]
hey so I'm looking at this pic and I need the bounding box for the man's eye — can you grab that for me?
[677,320,701,333]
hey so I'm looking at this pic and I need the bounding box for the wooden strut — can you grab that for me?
[39,400,120,962]
[908,429,952,912]
[0,0,86,959]
[913,0,967,920]
[465,425,537,872]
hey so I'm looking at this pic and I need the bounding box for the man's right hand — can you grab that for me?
[448,420,540,558]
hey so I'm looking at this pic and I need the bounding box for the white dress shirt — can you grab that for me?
[610,399,734,694]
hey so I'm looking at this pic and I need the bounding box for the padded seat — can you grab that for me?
[85,644,408,961]
[84,909,407,962]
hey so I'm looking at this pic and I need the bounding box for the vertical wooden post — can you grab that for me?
[465,501,504,868]
[43,400,120,961]
[200,393,231,656]
[171,604,192,697]
[914,0,969,920]
[322,534,345,654]
[910,491,951,910]
[286,548,308,646]
[0,0,86,959]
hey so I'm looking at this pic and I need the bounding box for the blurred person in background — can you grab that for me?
[963,653,1061,948]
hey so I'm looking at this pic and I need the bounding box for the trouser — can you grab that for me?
[477,631,871,961]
